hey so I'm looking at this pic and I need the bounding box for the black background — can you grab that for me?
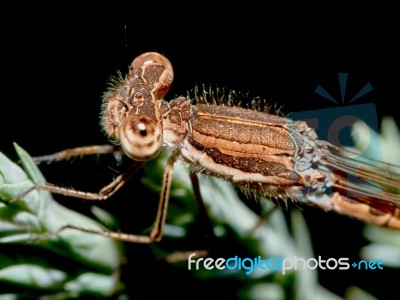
[1,6,399,300]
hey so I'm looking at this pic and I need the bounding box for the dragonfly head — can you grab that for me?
[101,52,174,161]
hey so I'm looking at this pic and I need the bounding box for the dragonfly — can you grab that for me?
[11,52,400,243]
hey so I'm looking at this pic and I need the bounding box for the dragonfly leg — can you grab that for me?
[248,206,278,235]
[189,173,216,240]
[32,145,121,164]
[8,162,143,203]
[27,154,177,243]
[85,153,176,242]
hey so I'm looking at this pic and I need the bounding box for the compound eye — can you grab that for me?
[130,52,173,99]
[119,115,163,161]
[130,52,171,71]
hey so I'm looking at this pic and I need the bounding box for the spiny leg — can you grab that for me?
[36,153,178,243]
[248,205,278,235]
[32,145,121,164]
[9,162,143,203]
[189,173,216,239]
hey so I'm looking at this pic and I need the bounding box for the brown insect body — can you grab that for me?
[100,52,400,232]
[18,52,400,243]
